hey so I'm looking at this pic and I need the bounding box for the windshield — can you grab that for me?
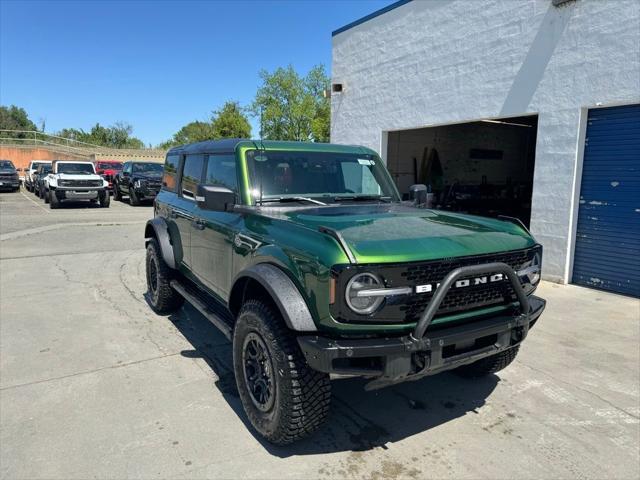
[0,160,15,169]
[245,150,400,203]
[57,163,95,174]
[133,163,163,173]
[31,162,49,169]
[97,162,122,170]
[39,166,52,174]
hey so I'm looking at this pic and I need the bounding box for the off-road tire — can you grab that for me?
[454,345,520,378]
[49,190,59,209]
[129,187,140,206]
[99,191,110,208]
[145,238,183,313]
[43,188,49,203]
[233,300,331,445]
[113,182,122,201]
[34,186,40,198]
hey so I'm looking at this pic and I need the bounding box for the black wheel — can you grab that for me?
[49,190,59,209]
[43,188,49,203]
[99,191,110,208]
[454,346,520,378]
[233,299,331,445]
[145,238,183,313]
[34,186,40,198]
[113,181,122,201]
[129,187,140,206]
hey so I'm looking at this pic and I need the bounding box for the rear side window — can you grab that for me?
[181,154,205,199]
[204,154,237,191]
[162,154,180,192]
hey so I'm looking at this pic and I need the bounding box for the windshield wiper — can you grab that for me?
[334,195,392,203]
[260,196,327,206]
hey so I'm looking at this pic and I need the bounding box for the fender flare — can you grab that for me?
[231,264,317,332]
[145,217,178,269]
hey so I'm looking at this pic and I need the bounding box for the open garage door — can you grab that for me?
[572,104,640,297]
[386,115,538,226]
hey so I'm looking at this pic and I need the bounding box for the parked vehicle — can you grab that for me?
[94,160,123,192]
[45,160,110,208]
[113,161,163,205]
[0,160,21,192]
[34,164,53,198]
[23,160,52,192]
[144,139,545,445]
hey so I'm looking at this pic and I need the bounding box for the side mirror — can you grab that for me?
[197,185,235,211]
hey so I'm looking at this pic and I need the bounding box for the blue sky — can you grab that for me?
[0,0,392,146]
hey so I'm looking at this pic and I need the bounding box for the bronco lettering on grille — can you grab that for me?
[415,273,504,294]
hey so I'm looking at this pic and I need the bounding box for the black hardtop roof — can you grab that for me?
[166,139,375,156]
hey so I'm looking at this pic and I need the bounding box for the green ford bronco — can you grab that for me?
[144,139,545,445]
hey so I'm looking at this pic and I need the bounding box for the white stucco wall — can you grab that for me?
[331,0,640,282]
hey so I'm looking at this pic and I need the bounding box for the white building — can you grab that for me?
[331,0,640,297]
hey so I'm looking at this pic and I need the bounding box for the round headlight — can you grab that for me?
[345,273,384,315]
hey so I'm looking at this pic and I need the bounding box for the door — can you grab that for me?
[120,162,132,195]
[172,153,205,270]
[572,104,640,297]
[191,153,241,297]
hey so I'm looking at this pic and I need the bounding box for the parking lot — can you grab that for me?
[0,189,638,479]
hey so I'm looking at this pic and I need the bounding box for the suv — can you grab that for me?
[34,163,53,198]
[24,160,52,192]
[94,160,123,192]
[113,161,163,205]
[144,140,545,445]
[45,160,110,208]
[0,160,20,192]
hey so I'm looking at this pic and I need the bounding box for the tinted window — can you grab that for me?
[181,154,205,199]
[162,155,180,192]
[133,163,163,173]
[204,154,237,191]
[0,160,15,169]
[57,163,95,174]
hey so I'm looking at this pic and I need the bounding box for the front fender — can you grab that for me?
[230,264,317,332]
[145,217,183,269]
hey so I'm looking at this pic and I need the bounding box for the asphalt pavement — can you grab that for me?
[1,189,638,479]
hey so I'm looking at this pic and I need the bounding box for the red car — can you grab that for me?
[94,161,123,192]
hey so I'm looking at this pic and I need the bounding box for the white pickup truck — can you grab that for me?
[44,161,110,209]
[24,160,52,192]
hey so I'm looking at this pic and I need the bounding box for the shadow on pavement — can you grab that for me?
[167,302,499,457]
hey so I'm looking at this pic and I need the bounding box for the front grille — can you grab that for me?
[60,179,102,188]
[331,246,540,324]
[399,249,530,321]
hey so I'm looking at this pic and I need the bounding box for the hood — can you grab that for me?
[269,204,535,263]
[56,173,101,180]
[97,168,121,175]
[0,168,16,174]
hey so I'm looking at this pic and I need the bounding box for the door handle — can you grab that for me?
[192,219,206,230]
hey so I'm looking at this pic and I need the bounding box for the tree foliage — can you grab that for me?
[0,105,38,138]
[160,101,251,148]
[57,122,145,149]
[251,65,329,142]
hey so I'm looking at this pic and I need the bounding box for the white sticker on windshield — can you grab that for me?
[357,159,373,166]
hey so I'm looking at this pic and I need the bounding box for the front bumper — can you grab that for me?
[54,187,106,200]
[299,296,545,389]
[299,261,544,389]
[0,180,20,189]
[134,186,161,199]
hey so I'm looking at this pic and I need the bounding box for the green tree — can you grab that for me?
[160,101,251,148]
[211,101,251,139]
[251,64,330,142]
[0,105,38,138]
[57,122,144,149]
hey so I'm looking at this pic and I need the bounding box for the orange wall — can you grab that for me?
[0,146,88,170]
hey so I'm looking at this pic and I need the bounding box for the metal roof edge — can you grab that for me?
[332,0,412,37]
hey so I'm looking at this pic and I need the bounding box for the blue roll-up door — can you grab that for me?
[572,104,640,297]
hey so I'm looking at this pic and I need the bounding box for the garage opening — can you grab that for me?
[386,115,538,226]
